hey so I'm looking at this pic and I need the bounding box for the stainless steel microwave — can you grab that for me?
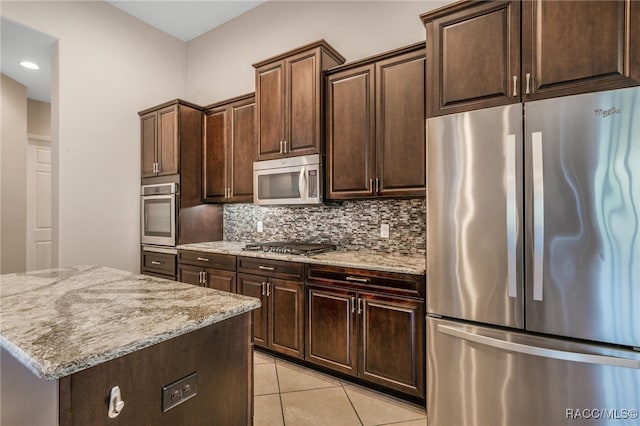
[253,154,322,206]
[140,183,177,246]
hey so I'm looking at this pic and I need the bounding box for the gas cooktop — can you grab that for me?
[242,242,337,256]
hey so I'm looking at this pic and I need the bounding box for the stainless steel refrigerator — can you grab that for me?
[426,86,640,426]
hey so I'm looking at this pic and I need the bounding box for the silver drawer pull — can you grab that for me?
[151,260,162,265]
[196,257,210,262]
[346,276,370,283]
[258,265,275,271]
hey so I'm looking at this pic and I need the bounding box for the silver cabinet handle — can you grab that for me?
[284,140,288,153]
[357,298,363,315]
[525,72,532,95]
[258,265,275,271]
[351,297,356,314]
[375,178,380,193]
[151,260,162,265]
[279,141,284,154]
[108,386,125,418]
[506,134,517,298]
[369,178,373,192]
[266,282,271,296]
[261,282,267,296]
[438,324,640,369]
[346,276,370,283]
[532,131,544,301]
[197,257,210,262]
[512,75,518,97]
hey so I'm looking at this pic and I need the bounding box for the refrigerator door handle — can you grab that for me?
[438,324,640,369]
[506,134,517,298]
[532,131,545,301]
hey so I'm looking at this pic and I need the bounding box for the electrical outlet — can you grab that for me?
[380,223,390,239]
[257,221,263,233]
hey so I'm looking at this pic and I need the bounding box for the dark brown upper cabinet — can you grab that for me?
[139,99,203,207]
[253,40,345,161]
[421,0,640,117]
[521,0,640,101]
[325,43,426,200]
[203,93,256,203]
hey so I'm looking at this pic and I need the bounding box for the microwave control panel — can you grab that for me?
[308,170,318,198]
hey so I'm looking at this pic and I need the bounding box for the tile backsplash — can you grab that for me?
[223,199,426,256]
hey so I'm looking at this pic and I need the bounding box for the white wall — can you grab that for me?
[1,74,28,274]
[187,1,451,104]
[1,1,188,272]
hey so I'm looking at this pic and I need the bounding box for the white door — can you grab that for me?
[26,138,52,271]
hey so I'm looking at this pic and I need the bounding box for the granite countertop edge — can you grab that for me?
[176,242,426,275]
[0,266,261,381]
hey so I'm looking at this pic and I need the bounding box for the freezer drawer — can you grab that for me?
[427,317,640,426]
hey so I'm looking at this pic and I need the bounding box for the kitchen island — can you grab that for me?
[0,265,261,426]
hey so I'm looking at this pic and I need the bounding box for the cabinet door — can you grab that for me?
[140,112,157,178]
[178,264,204,286]
[268,278,304,359]
[157,105,179,176]
[522,0,640,100]
[203,106,227,202]
[325,65,375,200]
[256,61,284,160]
[229,98,255,202]
[376,51,426,197]
[359,292,424,398]
[425,1,520,116]
[205,268,237,293]
[305,285,358,377]
[285,50,321,157]
[238,273,268,347]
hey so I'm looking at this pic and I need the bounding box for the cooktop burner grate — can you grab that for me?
[242,242,337,256]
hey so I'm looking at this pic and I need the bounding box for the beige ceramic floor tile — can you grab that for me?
[254,350,276,364]
[253,393,284,426]
[254,362,280,396]
[378,419,428,426]
[281,387,362,426]
[276,359,342,393]
[343,384,426,426]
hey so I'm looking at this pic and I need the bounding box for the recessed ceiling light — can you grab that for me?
[20,61,40,70]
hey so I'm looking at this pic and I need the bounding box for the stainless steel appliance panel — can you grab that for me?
[427,317,640,426]
[140,183,177,247]
[427,104,524,328]
[524,87,640,347]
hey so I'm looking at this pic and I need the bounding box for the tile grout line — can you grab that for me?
[341,383,365,426]
[274,358,286,426]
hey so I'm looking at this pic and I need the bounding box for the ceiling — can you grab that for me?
[1,1,264,103]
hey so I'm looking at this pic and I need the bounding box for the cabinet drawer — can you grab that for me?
[237,257,304,281]
[178,250,236,271]
[141,251,176,276]
[306,264,424,298]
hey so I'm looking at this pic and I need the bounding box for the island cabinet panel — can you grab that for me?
[254,40,345,161]
[421,0,640,116]
[203,93,255,203]
[177,250,237,293]
[325,43,425,201]
[305,264,425,399]
[238,257,305,359]
[59,313,253,426]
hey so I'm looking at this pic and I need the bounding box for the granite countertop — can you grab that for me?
[177,242,426,275]
[0,265,261,380]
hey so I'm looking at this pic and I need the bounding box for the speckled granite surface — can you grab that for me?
[177,242,426,275]
[0,265,261,380]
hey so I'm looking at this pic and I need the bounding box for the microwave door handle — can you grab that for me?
[298,166,307,199]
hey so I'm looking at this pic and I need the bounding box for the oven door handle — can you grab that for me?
[298,166,307,199]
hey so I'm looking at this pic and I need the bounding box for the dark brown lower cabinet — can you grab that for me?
[305,265,425,400]
[140,249,176,281]
[238,272,304,359]
[177,250,237,293]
